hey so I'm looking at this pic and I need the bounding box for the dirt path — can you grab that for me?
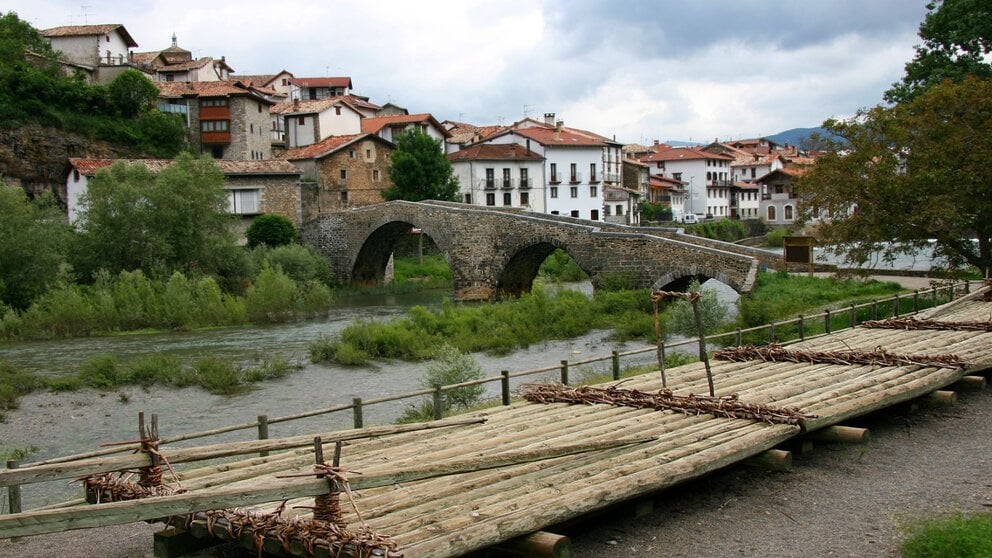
[567,387,992,558]
[2,386,988,558]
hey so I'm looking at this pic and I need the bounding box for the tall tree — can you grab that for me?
[798,76,992,276]
[0,187,71,309]
[885,0,992,104]
[383,129,459,202]
[75,153,236,278]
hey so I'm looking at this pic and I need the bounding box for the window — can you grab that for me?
[590,209,599,220]
[673,172,682,181]
[349,150,356,159]
[616,204,623,215]
[784,205,794,220]
[502,168,511,188]
[570,163,577,182]
[373,169,380,181]
[228,189,259,214]
[464,193,472,204]
[604,205,611,216]
[551,211,560,215]
[200,98,228,107]
[335,106,341,115]
[570,186,578,198]
[570,210,580,218]
[550,187,558,198]
[340,191,348,203]
[520,168,528,188]
[550,163,558,183]
[520,192,529,206]
[767,206,777,221]
[486,193,495,206]
[590,186,597,197]
[165,74,174,82]
[485,168,495,188]
[250,124,254,134]
[282,78,288,86]
[298,116,305,125]
[340,169,347,180]
[503,192,511,206]
[201,120,229,132]
[590,163,597,182]
[366,149,372,159]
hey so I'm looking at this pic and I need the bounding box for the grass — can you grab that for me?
[900,512,992,558]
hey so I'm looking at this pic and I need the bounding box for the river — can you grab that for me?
[0,280,737,508]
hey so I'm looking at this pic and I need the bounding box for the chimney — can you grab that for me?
[526,139,531,154]
[293,98,299,108]
[653,140,659,146]
[544,112,555,126]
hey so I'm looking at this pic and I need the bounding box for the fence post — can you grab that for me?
[894,294,900,317]
[850,304,856,329]
[736,328,743,346]
[913,290,919,313]
[6,459,20,541]
[824,309,831,335]
[432,387,444,421]
[798,315,805,340]
[501,370,511,406]
[559,360,569,385]
[769,321,776,343]
[611,351,620,381]
[352,397,363,429]
[931,286,937,307]
[257,415,269,458]
[871,300,878,320]
[964,280,970,294]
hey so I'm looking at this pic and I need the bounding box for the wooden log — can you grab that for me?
[809,425,871,444]
[950,375,987,392]
[495,531,571,558]
[0,416,486,487]
[742,449,792,471]
[0,437,655,539]
[921,390,958,407]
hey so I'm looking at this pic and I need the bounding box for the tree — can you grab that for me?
[246,214,296,248]
[383,129,459,202]
[0,187,72,309]
[107,69,159,118]
[798,76,992,276]
[422,344,485,411]
[885,0,992,104]
[75,153,236,278]
[667,280,729,336]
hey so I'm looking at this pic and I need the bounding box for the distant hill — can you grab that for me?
[662,127,843,149]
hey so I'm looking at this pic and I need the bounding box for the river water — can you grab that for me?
[0,281,737,508]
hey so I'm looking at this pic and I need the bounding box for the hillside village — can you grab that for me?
[44,22,821,234]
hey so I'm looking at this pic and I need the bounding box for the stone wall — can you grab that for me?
[314,138,394,210]
[225,174,302,227]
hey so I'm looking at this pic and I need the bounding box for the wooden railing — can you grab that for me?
[3,280,978,513]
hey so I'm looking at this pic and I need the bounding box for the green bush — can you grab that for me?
[192,357,246,395]
[424,344,485,411]
[765,228,788,247]
[78,355,127,389]
[127,354,185,387]
[537,249,588,282]
[246,215,296,248]
[0,359,42,409]
[246,265,298,323]
[262,244,332,285]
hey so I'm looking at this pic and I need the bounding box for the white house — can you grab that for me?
[289,77,353,100]
[447,143,546,213]
[271,98,366,148]
[478,115,622,221]
[40,23,139,83]
[640,147,733,220]
[232,70,295,99]
[361,114,450,145]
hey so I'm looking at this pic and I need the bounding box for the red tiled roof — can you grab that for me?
[41,24,138,47]
[361,114,450,137]
[642,147,734,162]
[156,56,213,72]
[446,143,544,162]
[154,80,275,102]
[69,158,300,176]
[270,98,348,116]
[290,77,352,89]
[505,124,615,147]
[279,134,369,161]
[756,167,808,183]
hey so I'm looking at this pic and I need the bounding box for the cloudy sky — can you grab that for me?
[10,0,930,144]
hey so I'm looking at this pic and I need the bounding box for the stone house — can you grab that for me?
[131,34,233,83]
[231,70,295,99]
[279,133,395,219]
[272,98,366,149]
[447,143,545,212]
[757,167,806,226]
[155,81,275,160]
[361,114,450,145]
[39,23,139,83]
[65,158,303,239]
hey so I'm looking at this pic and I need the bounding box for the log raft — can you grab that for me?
[1,294,990,558]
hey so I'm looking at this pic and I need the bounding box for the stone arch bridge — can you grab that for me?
[302,201,781,301]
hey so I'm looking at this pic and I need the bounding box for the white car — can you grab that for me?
[682,214,699,224]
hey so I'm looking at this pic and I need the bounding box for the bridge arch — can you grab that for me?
[496,242,591,297]
[350,220,451,286]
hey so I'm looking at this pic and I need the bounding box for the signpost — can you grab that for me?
[783,236,816,277]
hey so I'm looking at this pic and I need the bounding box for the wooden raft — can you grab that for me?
[1,292,990,557]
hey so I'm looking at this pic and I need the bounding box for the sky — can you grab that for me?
[9,0,932,144]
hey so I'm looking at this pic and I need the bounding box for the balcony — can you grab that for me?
[501,178,513,189]
[200,131,231,144]
[604,190,628,201]
[589,171,601,183]
[481,179,497,190]
[550,175,561,184]
[569,171,583,184]
[519,177,532,189]
[604,172,620,183]
[707,180,732,187]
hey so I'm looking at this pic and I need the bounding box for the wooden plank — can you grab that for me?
[0,437,654,539]
[0,417,486,488]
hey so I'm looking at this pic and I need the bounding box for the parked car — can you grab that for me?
[683,213,699,224]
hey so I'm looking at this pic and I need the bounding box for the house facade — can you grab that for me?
[361,114,450,145]
[65,158,303,236]
[757,168,805,226]
[40,24,139,83]
[647,175,687,222]
[447,143,545,212]
[131,35,232,82]
[272,98,366,148]
[280,134,395,217]
[640,147,733,219]
[155,81,274,160]
[289,77,353,100]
